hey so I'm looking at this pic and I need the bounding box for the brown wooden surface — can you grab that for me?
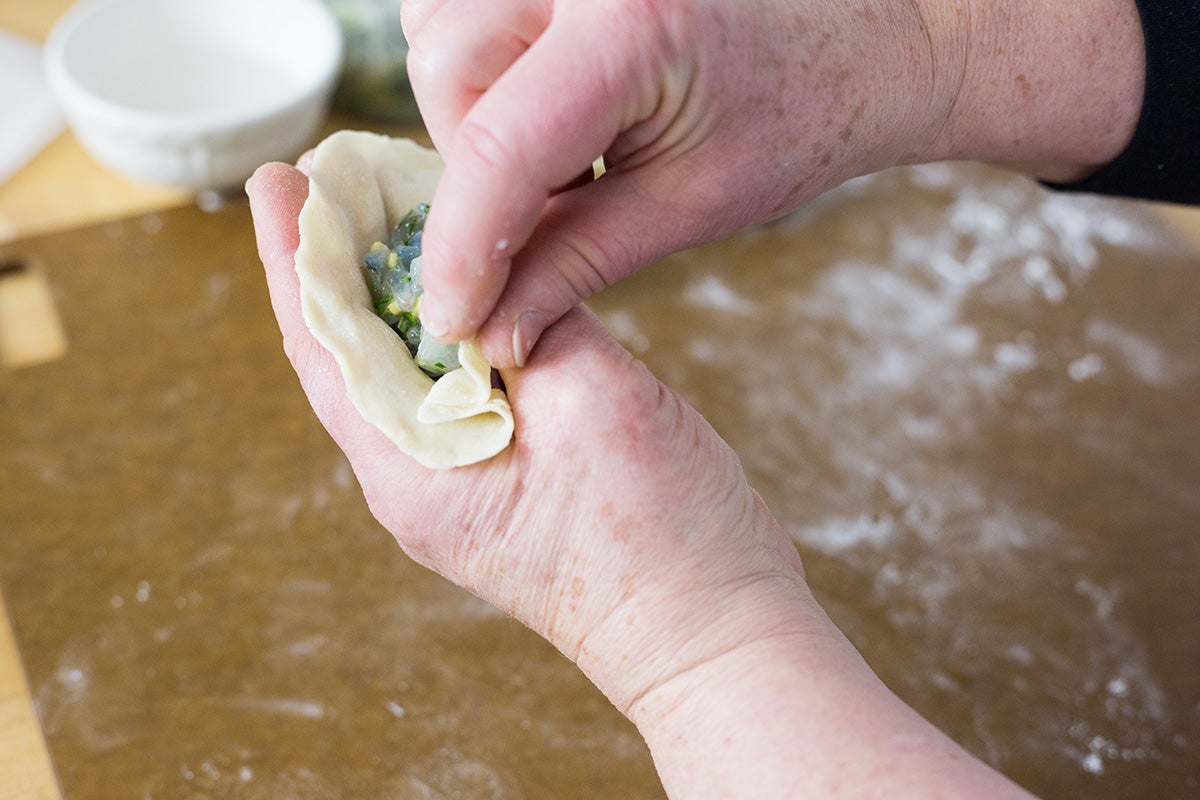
[2,161,1199,799]
[0,200,663,799]
[0,7,430,795]
[2,2,1199,797]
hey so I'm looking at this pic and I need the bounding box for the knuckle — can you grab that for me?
[456,116,522,175]
[399,0,436,40]
[549,229,629,304]
[403,38,442,88]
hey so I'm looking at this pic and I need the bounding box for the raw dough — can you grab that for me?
[294,130,514,469]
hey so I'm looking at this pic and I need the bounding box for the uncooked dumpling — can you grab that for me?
[294,130,514,469]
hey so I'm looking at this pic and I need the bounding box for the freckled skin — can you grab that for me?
[400,0,1142,371]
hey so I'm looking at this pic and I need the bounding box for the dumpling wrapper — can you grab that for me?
[294,130,514,469]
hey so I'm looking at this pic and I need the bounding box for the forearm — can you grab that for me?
[560,499,1035,799]
[629,600,1036,799]
[915,0,1144,182]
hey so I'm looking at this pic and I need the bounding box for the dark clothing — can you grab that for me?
[1046,0,1200,205]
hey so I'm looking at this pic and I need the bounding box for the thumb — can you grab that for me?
[474,164,715,369]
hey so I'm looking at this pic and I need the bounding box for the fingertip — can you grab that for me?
[247,163,309,268]
[510,309,548,369]
[417,225,513,344]
[489,306,600,395]
[416,293,452,341]
[512,305,625,376]
[419,164,533,345]
[246,161,285,197]
[473,304,551,371]
[246,161,308,209]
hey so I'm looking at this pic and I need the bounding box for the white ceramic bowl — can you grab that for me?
[45,0,343,190]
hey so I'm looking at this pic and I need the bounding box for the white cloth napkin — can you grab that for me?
[0,30,64,187]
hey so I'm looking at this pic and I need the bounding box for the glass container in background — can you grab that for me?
[323,0,420,124]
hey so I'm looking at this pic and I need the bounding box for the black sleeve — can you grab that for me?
[1044,0,1200,205]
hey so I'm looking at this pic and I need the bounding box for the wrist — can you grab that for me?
[566,496,815,718]
[627,601,1038,799]
[908,0,1144,182]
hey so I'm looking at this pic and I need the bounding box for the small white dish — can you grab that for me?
[44,0,344,190]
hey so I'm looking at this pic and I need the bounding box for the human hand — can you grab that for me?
[247,160,1039,799]
[245,159,813,716]
[400,0,946,367]
[401,0,1143,368]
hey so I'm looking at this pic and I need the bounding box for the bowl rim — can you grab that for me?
[43,0,345,134]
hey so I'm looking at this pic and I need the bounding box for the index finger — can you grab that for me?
[416,8,665,343]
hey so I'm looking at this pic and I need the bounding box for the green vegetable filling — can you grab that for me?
[361,203,460,378]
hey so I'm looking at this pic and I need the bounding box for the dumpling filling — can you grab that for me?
[360,203,460,378]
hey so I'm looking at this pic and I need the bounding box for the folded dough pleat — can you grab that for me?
[293,130,515,469]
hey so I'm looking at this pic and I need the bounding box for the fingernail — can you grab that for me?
[243,167,263,195]
[296,149,315,176]
[512,310,547,368]
[420,297,450,340]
